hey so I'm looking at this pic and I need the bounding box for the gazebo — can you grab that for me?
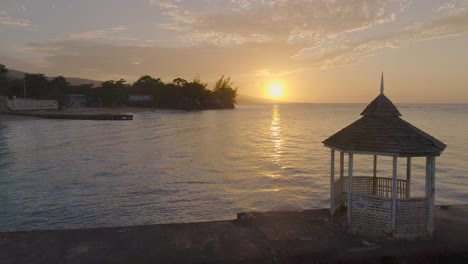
[323,74,446,238]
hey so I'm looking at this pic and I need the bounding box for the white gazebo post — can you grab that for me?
[339,151,344,212]
[392,156,398,236]
[431,157,436,234]
[347,153,353,227]
[373,155,377,195]
[406,157,411,198]
[426,156,436,234]
[340,152,344,179]
[330,149,335,216]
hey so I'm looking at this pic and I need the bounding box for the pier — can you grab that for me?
[1,205,468,263]
[6,111,133,120]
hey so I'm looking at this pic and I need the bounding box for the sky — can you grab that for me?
[1,0,467,103]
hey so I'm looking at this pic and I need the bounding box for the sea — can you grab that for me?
[0,103,467,231]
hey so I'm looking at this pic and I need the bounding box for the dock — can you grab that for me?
[1,205,468,263]
[6,111,133,120]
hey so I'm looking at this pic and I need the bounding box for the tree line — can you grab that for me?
[0,64,238,110]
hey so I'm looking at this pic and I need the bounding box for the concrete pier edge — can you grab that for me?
[1,204,468,263]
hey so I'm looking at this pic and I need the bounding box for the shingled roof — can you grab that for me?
[360,94,401,117]
[323,75,446,157]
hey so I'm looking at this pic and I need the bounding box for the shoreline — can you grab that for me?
[0,113,38,121]
[1,205,468,263]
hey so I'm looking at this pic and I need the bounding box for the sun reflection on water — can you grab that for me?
[270,105,283,164]
[259,188,282,192]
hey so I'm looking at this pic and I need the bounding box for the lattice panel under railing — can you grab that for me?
[396,198,429,237]
[342,176,373,194]
[349,193,392,235]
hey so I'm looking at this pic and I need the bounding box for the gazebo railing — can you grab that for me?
[334,176,407,204]
[342,176,373,194]
[375,177,407,198]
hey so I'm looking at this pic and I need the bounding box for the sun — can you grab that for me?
[269,83,284,99]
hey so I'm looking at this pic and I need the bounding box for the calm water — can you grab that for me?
[1,104,467,231]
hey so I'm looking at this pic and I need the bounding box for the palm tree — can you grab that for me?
[213,76,238,108]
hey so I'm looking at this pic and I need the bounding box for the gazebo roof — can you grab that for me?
[360,94,401,117]
[323,75,446,157]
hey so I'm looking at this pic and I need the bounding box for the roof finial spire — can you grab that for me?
[380,72,384,95]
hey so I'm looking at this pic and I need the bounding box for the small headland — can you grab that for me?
[1,205,468,263]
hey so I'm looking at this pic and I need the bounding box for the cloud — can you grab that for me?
[0,10,38,30]
[435,0,467,15]
[156,0,405,45]
[12,2,468,82]
[229,0,253,10]
[147,0,181,9]
[21,40,306,80]
[53,26,137,42]
[292,7,468,68]
[179,32,272,46]
[5,0,468,81]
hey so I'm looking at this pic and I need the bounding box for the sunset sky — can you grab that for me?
[1,0,467,103]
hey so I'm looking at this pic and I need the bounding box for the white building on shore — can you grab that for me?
[0,96,58,111]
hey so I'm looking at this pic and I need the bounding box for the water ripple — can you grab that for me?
[0,104,467,231]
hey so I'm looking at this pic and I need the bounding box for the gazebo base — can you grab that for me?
[332,176,432,238]
[348,193,430,238]
[347,228,432,240]
[332,206,432,239]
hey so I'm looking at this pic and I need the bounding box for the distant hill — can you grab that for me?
[62,77,101,87]
[6,69,102,87]
[5,69,26,79]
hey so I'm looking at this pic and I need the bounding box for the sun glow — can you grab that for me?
[268,83,284,99]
